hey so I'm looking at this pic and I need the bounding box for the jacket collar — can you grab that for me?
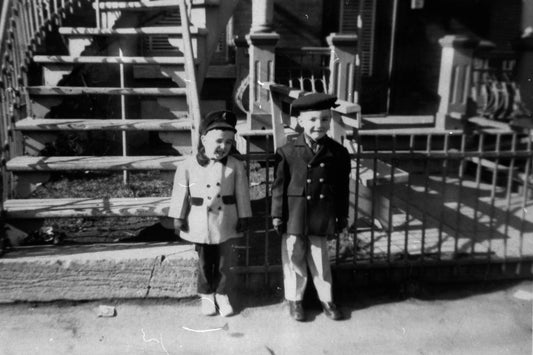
[196,151,228,167]
[293,134,334,164]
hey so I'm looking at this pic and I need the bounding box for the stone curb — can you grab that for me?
[0,243,198,303]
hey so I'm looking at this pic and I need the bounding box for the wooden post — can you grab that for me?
[435,35,479,130]
[250,0,274,33]
[245,0,279,130]
[514,0,533,114]
[515,34,533,114]
[326,33,359,103]
[246,33,279,130]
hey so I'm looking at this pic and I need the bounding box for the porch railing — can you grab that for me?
[275,47,330,93]
[234,33,358,119]
[235,130,532,282]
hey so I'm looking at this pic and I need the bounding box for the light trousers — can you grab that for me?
[281,234,333,302]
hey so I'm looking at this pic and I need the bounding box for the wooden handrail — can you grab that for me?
[1,0,83,202]
[276,47,330,55]
[178,0,202,152]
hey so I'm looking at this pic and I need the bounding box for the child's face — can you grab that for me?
[201,129,235,161]
[297,109,331,141]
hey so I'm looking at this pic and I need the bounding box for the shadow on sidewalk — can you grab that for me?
[231,277,528,320]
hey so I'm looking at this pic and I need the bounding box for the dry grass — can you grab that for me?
[25,165,271,244]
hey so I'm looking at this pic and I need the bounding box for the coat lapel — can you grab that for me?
[293,134,314,163]
[309,136,334,165]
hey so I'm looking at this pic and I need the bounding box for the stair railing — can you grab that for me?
[178,0,201,151]
[1,0,86,202]
[0,0,85,252]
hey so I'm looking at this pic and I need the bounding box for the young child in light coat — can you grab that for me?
[168,110,252,317]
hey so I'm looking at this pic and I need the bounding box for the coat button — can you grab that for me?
[307,195,311,200]
[207,207,212,212]
[207,184,211,188]
[319,178,324,182]
[218,206,222,210]
[217,194,221,198]
[320,163,325,167]
[306,179,311,183]
[307,164,312,168]
[320,194,325,199]
[216,182,220,186]
[207,196,212,200]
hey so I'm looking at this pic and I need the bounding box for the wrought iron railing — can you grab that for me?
[235,130,532,284]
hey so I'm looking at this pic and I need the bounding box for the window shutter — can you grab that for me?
[341,0,376,77]
[340,0,359,33]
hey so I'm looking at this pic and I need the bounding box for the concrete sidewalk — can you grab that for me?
[1,280,531,355]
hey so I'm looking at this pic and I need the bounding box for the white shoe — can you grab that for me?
[199,293,217,316]
[215,293,234,317]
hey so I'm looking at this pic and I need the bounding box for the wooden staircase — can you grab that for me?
[0,0,239,238]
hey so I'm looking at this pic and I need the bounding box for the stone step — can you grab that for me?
[27,86,187,96]
[4,197,171,218]
[6,156,185,172]
[32,55,193,65]
[15,118,191,131]
[0,242,197,302]
[58,26,207,36]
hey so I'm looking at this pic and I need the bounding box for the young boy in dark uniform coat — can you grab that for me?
[271,93,351,321]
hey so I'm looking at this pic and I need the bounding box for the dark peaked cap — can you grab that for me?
[291,93,338,116]
[200,110,237,134]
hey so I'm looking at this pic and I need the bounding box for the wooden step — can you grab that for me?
[58,26,207,36]
[4,197,170,218]
[468,116,514,133]
[27,86,187,96]
[467,157,518,172]
[97,0,219,11]
[32,55,191,65]
[237,127,299,138]
[97,0,179,11]
[15,118,191,131]
[6,156,185,172]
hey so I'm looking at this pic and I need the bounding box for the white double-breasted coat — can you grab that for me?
[168,155,252,244]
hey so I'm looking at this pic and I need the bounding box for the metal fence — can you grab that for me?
[234,130,533,282]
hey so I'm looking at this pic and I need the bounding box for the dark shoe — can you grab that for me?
[321,302,342,320]
[288,301,305,321]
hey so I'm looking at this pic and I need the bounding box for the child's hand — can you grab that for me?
[236,218,250,233]
[174,218,189,233]
[272,218,285,236]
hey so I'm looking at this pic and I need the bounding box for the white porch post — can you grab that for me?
[326,33,359,103]
[515,0,533,113]
[435,35,479,130]
[250,0,274,33]
[246,0,279,129]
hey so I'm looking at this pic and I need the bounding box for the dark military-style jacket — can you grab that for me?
[271,134,351,236]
